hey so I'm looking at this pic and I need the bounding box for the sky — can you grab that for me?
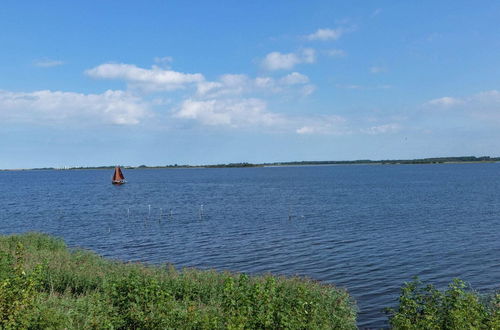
[1,1,500,168]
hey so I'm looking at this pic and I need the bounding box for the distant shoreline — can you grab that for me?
[1,156,499,171]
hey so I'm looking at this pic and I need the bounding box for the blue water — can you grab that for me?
[1,164,500,328]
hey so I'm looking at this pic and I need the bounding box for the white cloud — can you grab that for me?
[280,72,310,85]
[426,91,500,109]
[306,28,344,41]
[424,90,500,124]
[296,115,348,135]
[196,74,250,97]
[176,98,351,135]
[33,59,64,68]
[86,63,204,91]
[176,98,284,127]
[196,81,224,96]
[255,77,275,89]
[0,89,149,125]
[261,52,300,71]
[196,72,313,98]
[176,95,401,135]
[426,96,463,107]
[218,74,250,93]
[261,49,316,71]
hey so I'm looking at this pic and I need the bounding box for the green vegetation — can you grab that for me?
[0,233,356,329]
[2,233,499,329]
[387,278,500,329]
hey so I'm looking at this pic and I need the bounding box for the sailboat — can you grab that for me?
[112,166,126,185]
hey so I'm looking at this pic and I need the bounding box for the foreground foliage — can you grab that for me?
[0,233,356,329]
[387,278,500,329]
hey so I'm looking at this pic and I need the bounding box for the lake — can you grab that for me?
[1,163,499,328]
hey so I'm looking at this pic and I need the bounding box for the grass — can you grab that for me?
[0,232,357,329]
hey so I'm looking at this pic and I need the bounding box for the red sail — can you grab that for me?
[112,166,125,181]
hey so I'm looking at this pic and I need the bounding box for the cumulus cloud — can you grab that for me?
[196,81,224,97]
[175,98,284,127]
[277,72,315,96]
[254,77,275,89]
[261,49,315,71]
[262,52,300,71]
[196,74,250,97]
[0,89,150,125]
[176,97,352,135]
[86,63,204,91]
[306,28,344,41]
[196,72,313,98]
[33,59,64,67]
[280,72,309,85]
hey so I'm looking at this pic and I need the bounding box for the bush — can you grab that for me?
[0,233,357,329]
[0,242,42,329]
[387,278,500,329]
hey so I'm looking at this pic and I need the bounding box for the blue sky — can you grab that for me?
[1,1,500,168]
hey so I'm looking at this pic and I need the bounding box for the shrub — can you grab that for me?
[0,242,42,329]
[0,233,357,329]
[387,278,500,329]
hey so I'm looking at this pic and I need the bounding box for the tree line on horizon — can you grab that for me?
[22,156,500,171]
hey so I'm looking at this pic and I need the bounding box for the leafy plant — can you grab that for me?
[0,242,42,329]
[387,278,500,329]
[0,233,357,329]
